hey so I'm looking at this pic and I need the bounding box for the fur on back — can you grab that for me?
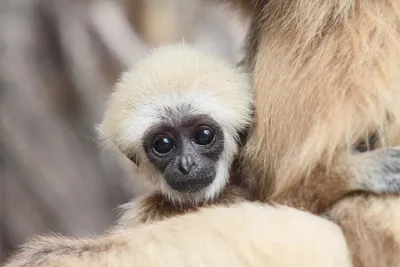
[240,0,400,197]
[98,43,253,202]
[3,202,352,267]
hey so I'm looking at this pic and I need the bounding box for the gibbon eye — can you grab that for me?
[354,133,379,152]
[152,136,174,155]
[194,126,215,145]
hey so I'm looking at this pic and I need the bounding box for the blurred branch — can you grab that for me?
[89,0,149,68]
[0,0,146,262]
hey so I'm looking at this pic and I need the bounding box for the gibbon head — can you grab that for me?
[98,44,253,204]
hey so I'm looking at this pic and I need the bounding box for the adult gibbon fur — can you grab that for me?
[2,202,352,267]
[98,44,253,225]
[225,1,400,266]
[4,1,400,267]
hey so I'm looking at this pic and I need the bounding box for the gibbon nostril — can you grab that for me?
[178,155,194,174]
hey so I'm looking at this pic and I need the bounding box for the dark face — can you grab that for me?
[143,115,224,193]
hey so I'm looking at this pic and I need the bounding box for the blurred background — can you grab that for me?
[0,0,249,263]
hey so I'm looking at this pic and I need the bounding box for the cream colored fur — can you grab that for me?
[3,202,352,267]
[98,43,253,205]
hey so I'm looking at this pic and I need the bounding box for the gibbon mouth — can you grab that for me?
[167,177,214,193]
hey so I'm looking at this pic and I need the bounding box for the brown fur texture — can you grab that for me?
[231,1,400,266]
[328,194,400,267]
[241,0,400,205]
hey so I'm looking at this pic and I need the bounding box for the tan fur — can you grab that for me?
[233,1,400,266]
[2,202,352,267]
[328,194,400,267]
[241,0,400,203]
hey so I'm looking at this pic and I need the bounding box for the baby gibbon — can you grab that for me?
[98,43,254,225]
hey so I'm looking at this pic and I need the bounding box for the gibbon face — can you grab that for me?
[98,43,253,204]
[143,114,225,193]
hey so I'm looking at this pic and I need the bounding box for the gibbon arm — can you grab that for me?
[3,202,352,267]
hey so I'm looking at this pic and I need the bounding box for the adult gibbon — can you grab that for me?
[225,1,400,266]
[98,43,253,225]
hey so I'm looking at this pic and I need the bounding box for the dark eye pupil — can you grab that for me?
[153,137,174,154]
[195,128,215,145]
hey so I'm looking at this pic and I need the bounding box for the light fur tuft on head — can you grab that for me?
[98,43,253,204]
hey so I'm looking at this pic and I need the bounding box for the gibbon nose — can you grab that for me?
[178,155,194,174]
